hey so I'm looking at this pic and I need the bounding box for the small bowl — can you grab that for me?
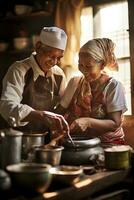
[0,42,8,52]
[50,165,83,185]
[14,5,32,15]
[13,37,29,50]
[6,163,52,195]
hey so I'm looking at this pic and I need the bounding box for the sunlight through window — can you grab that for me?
[80,1,130,114]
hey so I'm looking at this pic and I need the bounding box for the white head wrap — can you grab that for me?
[40,26,67,50]
[80,38,118,69]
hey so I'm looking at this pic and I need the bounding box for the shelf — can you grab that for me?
[0,49,32,57]
[0,8,54,69]
[0,11,52,22]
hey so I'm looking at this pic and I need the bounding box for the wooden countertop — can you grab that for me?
[38,168,131,200]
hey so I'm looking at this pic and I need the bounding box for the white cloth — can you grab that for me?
[40,27,67,50]
[60,75,127,114]
[0,53,66,126]
[80,38,118,70]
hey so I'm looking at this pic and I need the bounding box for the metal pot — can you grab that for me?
[104,145,130,170]
[34,146,64,166]
[61,136,103,165]
[0,128,23,169]
[22,133,45,160]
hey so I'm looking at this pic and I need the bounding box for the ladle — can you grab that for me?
[67,131,75,147]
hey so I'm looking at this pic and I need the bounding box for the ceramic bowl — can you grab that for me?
[13,37,29,50]
[6,163,52,195]
[50,165,83,185]
[0,42,8,52]
[14,5,32,15]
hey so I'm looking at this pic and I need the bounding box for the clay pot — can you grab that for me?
[61,136,103,165]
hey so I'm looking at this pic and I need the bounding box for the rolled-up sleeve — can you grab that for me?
[0,63,34,126]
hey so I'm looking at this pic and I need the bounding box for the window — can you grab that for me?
[80,0,130,114]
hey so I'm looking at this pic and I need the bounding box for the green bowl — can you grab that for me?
[6,163,52,196]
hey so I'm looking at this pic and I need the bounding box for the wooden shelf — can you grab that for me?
[0,11,52,22]
[0,49,32,56]
[0,9,54,69]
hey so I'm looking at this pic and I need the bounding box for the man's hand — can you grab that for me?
[43,111,70,137]
[23,110,70,139]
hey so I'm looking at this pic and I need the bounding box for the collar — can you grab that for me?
[30,52,53,81]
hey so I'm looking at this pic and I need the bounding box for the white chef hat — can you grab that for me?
[40,26,67,50]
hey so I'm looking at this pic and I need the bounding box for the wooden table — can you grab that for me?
[36,168,132,200]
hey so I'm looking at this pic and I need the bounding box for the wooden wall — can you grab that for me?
[123,116,134,148]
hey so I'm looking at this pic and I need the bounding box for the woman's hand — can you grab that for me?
[70,111,122,135]
[70,117,91,133]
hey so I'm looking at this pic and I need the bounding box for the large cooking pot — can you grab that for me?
[22,133,45,160]
[60,136,103,165]
[0,128,23,169]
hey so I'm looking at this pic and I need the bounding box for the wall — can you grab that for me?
[123,116,134,148]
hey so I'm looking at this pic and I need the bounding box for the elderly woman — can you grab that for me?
[56,38,127,146]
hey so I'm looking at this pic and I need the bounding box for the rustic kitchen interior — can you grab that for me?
[0,0,134,199]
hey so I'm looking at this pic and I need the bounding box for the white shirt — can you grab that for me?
[0,53,66,126]
[60,75,127,114]
[59,75,128,144]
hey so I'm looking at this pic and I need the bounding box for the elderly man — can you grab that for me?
[0,26,69,137]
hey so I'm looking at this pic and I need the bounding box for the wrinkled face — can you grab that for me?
[78,53,104,82]
[35,42,64,74]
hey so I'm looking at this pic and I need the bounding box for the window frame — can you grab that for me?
[85,0,134,115]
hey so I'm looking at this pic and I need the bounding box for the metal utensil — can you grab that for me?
[67,131,75,147]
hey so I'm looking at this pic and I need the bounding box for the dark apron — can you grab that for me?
[0,68,62,132]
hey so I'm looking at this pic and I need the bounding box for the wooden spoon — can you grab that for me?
[44,134,64,148]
